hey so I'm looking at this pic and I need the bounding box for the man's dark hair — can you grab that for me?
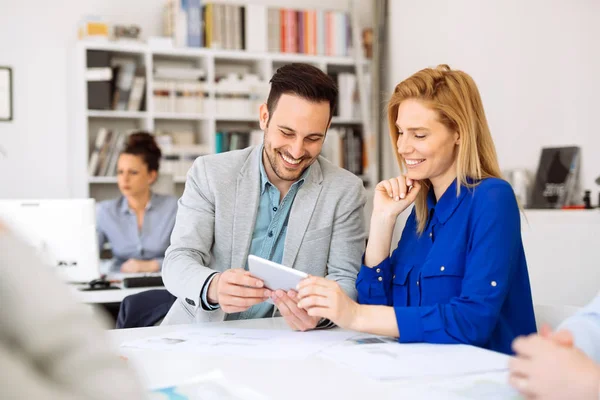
[265,63,338,126]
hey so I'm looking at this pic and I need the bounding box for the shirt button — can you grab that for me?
[429,232,433,238]
[378,277,383,282]
[440,266,445,272]
[376,268,381,273]
[491,281,497,287]
[268,231,273,237]
[393,275,396,279]
[417,281,420,285]
[273,207,277,212]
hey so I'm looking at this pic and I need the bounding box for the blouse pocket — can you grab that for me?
[420,259,465,304]
[390,264,413,307]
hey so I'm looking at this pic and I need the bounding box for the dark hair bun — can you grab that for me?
[122,131,162,172]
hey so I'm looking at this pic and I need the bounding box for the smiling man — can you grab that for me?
[161,63,367,331]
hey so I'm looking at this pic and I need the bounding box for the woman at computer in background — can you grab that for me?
[97,132,178,273]
[296,65,536,355]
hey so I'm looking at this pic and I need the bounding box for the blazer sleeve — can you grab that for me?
[162,157,218,311]
[558,293,600,363]
[325,178,367,301]
[394,183,522,346]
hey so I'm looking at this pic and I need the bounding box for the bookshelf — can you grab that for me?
[72,2,375,202]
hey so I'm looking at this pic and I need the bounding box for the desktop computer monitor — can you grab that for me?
[0,198,100,283]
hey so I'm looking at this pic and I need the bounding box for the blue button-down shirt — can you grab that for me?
[96,193,178,272]
[356,177,536,354]
[202,147,309,319]
[558,293,600,363]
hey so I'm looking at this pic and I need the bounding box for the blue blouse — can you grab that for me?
[96,193,178,272]
[356,177,536,354]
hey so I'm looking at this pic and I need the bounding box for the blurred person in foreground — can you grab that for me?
[0,222,146,399]
[510,293,600,399]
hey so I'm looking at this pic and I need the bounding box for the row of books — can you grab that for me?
[321,127,365,176]
[161,144,211,177]
[162,1,353,57]
[87,51,146,111]
[267,9,352,57]
[153,80,208,114]
[216,130,263,153]
[88,128,128,176]
[164,1,245,50]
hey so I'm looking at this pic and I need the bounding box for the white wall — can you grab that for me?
[385,0,600,195]
[0,0,372,199]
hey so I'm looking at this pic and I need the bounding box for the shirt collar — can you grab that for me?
[427,177,474,224]
[119,192,155,215]
[258,145,310,195]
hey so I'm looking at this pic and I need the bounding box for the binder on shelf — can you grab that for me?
[86,50,112,110]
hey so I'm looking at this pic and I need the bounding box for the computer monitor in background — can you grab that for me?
[0,199,100,283]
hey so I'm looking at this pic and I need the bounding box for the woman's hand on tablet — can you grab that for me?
[296,276,359,330]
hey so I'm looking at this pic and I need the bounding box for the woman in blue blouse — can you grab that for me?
[297,65,536,354]
[97,132,178,273]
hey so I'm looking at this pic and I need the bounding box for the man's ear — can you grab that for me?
[259,103,269,130]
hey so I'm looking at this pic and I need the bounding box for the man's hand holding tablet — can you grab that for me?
[248,255,320,331]
[207,268,271,314]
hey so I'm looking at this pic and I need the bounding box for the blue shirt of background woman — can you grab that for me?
[296,64,536,354]
[96,132,177,273]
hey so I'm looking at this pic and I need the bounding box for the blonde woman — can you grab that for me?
[297,65,536,354]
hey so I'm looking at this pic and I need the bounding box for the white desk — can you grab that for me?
[110,318,515,400]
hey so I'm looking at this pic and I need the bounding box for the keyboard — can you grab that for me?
[121,275,164,288]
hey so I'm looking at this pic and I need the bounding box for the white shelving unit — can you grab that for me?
[72,4,375,202]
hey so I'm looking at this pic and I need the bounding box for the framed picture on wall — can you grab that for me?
[0,67,13,121]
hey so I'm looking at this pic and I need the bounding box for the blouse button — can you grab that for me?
[393,275,396,279]
[417,281,420,286]
[376,268,381,273]
[429,232,433,238]
[378,277,383,282]
[491,281,497,287]
[440,266,445,272]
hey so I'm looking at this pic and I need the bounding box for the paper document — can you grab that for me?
[121,327,358,360]
[424,372,523,400]
[320,340,510,381]
[150,370,268,400]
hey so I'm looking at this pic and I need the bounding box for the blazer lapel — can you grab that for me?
[231,147,262,270]
[282,161,324,268]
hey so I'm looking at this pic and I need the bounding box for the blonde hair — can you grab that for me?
[387,64,503,234]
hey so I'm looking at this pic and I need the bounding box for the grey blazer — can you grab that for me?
[161,145,366,324]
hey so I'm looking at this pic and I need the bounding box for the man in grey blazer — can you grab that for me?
[162,63,366,331]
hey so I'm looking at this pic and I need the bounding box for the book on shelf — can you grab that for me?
[530,146,581,209]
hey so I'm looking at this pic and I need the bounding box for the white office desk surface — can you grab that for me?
[109,318,514,400]
[71,285,164,304]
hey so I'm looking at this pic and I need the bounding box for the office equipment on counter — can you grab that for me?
[530,146,581,209]
[0,199,101,283]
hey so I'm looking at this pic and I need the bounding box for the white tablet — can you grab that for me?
[247,255,308,303]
